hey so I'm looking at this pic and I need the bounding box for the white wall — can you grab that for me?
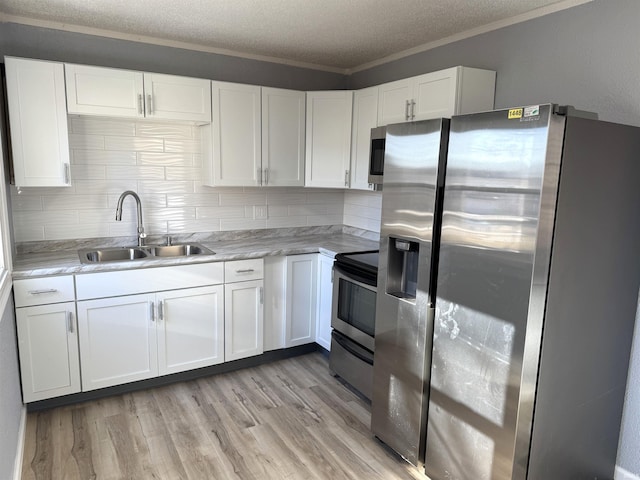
[11,116,345,243]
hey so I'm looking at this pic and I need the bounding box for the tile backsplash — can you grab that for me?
[10,116,381,243]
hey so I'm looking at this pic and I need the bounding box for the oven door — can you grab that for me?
[331,265,376,352]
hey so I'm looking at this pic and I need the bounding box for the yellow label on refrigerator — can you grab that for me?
[508,108,523,119]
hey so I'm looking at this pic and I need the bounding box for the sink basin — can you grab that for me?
[146,244,213,257]
[79,243,215,264]
[82,247,148,263]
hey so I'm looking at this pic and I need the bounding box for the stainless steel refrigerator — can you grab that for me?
[371,104,640,480]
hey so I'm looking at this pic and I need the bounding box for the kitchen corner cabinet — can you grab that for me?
[65,64,211,122]
[305,91,353,188]
[263,256,287,351]
[224,259,264,361]
[315,253,334,351]
[204,81,262,186]
[14,275,79,402]
[261,87,306,186]
[285,254,318,347]
[377,66,496,126]
[350,86,379,191]
[4,57,71,188]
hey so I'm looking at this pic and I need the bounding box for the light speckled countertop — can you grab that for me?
[12,230,380,279]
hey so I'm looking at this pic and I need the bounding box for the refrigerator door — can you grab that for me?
[425,104,565,480]
[371,118,449,467]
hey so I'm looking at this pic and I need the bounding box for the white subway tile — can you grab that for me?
[220,218,266,231]
[137,180,194,194]
[307,191,345,204]
[167,193,219,208]
[14,211,79,226]
[13,185,77,196]
[307,214,343,226]
[74,179,138,194]
[344,190,383,208]
[166,166,202,181]
[45,223,109,240]
[11,195,43,212]
[164,138,200,153]
[288,204,327,216]
[71,117,136,136]
[267,205,289,217]
[193,154,203,168]
[72,150,137,166]
[147,207,196,223]
[13,224,45,242]
[138,152,193,166]
[266,216,307,228]
[105,136,164,152]
[70,165,107,180]
[68,134,105,150]
[266,192,307,205]
[136,122,194,139]
[326,203,345,215]
[168,219,221,233]
[196,206,245,219]
[344,203,381,220]
[344,214,381,233]
[78,208,125,223]
[43,195,108,211]
[106,165,165,180]
[107,193,167,209]
[219,193,266,206]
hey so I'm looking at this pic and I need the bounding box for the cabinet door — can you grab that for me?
[156,285,224,375]
[16,302,80,402]
[377,78,411,126]
[209,81,261,186]
[5,57,70,188]
[225,279,264,361]
[262,87,305,186]
[305,91,353,188]
[143,73,212,123]
[315,254,334,351]
[285,254,318,347]
[65,64,144,117]
[77,294,158,391]
[350,86,378,190]
[412,68,459,121]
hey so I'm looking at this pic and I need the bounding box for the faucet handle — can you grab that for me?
[166,235,172,246]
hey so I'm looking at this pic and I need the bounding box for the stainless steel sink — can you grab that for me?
[79,243,215,264]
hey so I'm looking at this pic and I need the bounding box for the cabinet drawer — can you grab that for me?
[75,262,224,300]
[225,259,264,283]
[14,276,75,307]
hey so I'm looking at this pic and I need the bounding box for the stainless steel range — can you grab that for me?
[329,250,379,400]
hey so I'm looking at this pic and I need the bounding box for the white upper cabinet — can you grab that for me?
[204,81,262,186]
[65,64,211,122]
[350,86,379,191]
[377,66,496,125]
[5,57,71,188]
[305,90,353,188]
[261,87,305,186]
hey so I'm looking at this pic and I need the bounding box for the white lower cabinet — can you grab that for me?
[157,285,224,375]
[224,259,264,361]
[263,256,287,351]
[315,254,334,351]
[16,302,81,402]
[77,294,158,391]
[285,254,318,347]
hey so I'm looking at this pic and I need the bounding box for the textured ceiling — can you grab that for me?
[0,0,590,71]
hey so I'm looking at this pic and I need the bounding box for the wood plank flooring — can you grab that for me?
[22,352,425,480]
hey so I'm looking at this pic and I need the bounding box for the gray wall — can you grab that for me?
[0,23,347,91]
[0,295,21,480]
[349,0,640,128]
[351,0,640,475]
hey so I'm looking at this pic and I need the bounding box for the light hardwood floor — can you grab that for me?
[22,352,425,480]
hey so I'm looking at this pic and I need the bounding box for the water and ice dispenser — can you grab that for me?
[385,237,419,300]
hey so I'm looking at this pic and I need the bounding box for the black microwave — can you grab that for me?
[368,126,386,185]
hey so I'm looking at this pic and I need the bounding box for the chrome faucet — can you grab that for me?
[115,190,147,246]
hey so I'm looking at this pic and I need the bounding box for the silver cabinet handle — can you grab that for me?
[411,100,416,120]
[264,168,269,185]
[149,301,155,322]
[138,94,144,115]
[28,289,58,295]
[259,286,264,305]
[67,311,74,333]
[257,167,263,185]
[146,94,153,115]
[344,170,350,187]
[405,100,410,120]
[64,163,70,185]
[158,300,164,322]
[236,269,255,273]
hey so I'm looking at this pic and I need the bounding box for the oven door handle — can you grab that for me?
[333,332,374,366]
[333,263,377,288]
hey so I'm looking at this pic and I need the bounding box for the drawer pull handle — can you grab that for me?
[28,289,58,295]
[236,269,255,273]
[67,311,74,333]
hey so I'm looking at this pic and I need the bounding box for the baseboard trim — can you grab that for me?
[615,466,640,480]
[13,405,26,480]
